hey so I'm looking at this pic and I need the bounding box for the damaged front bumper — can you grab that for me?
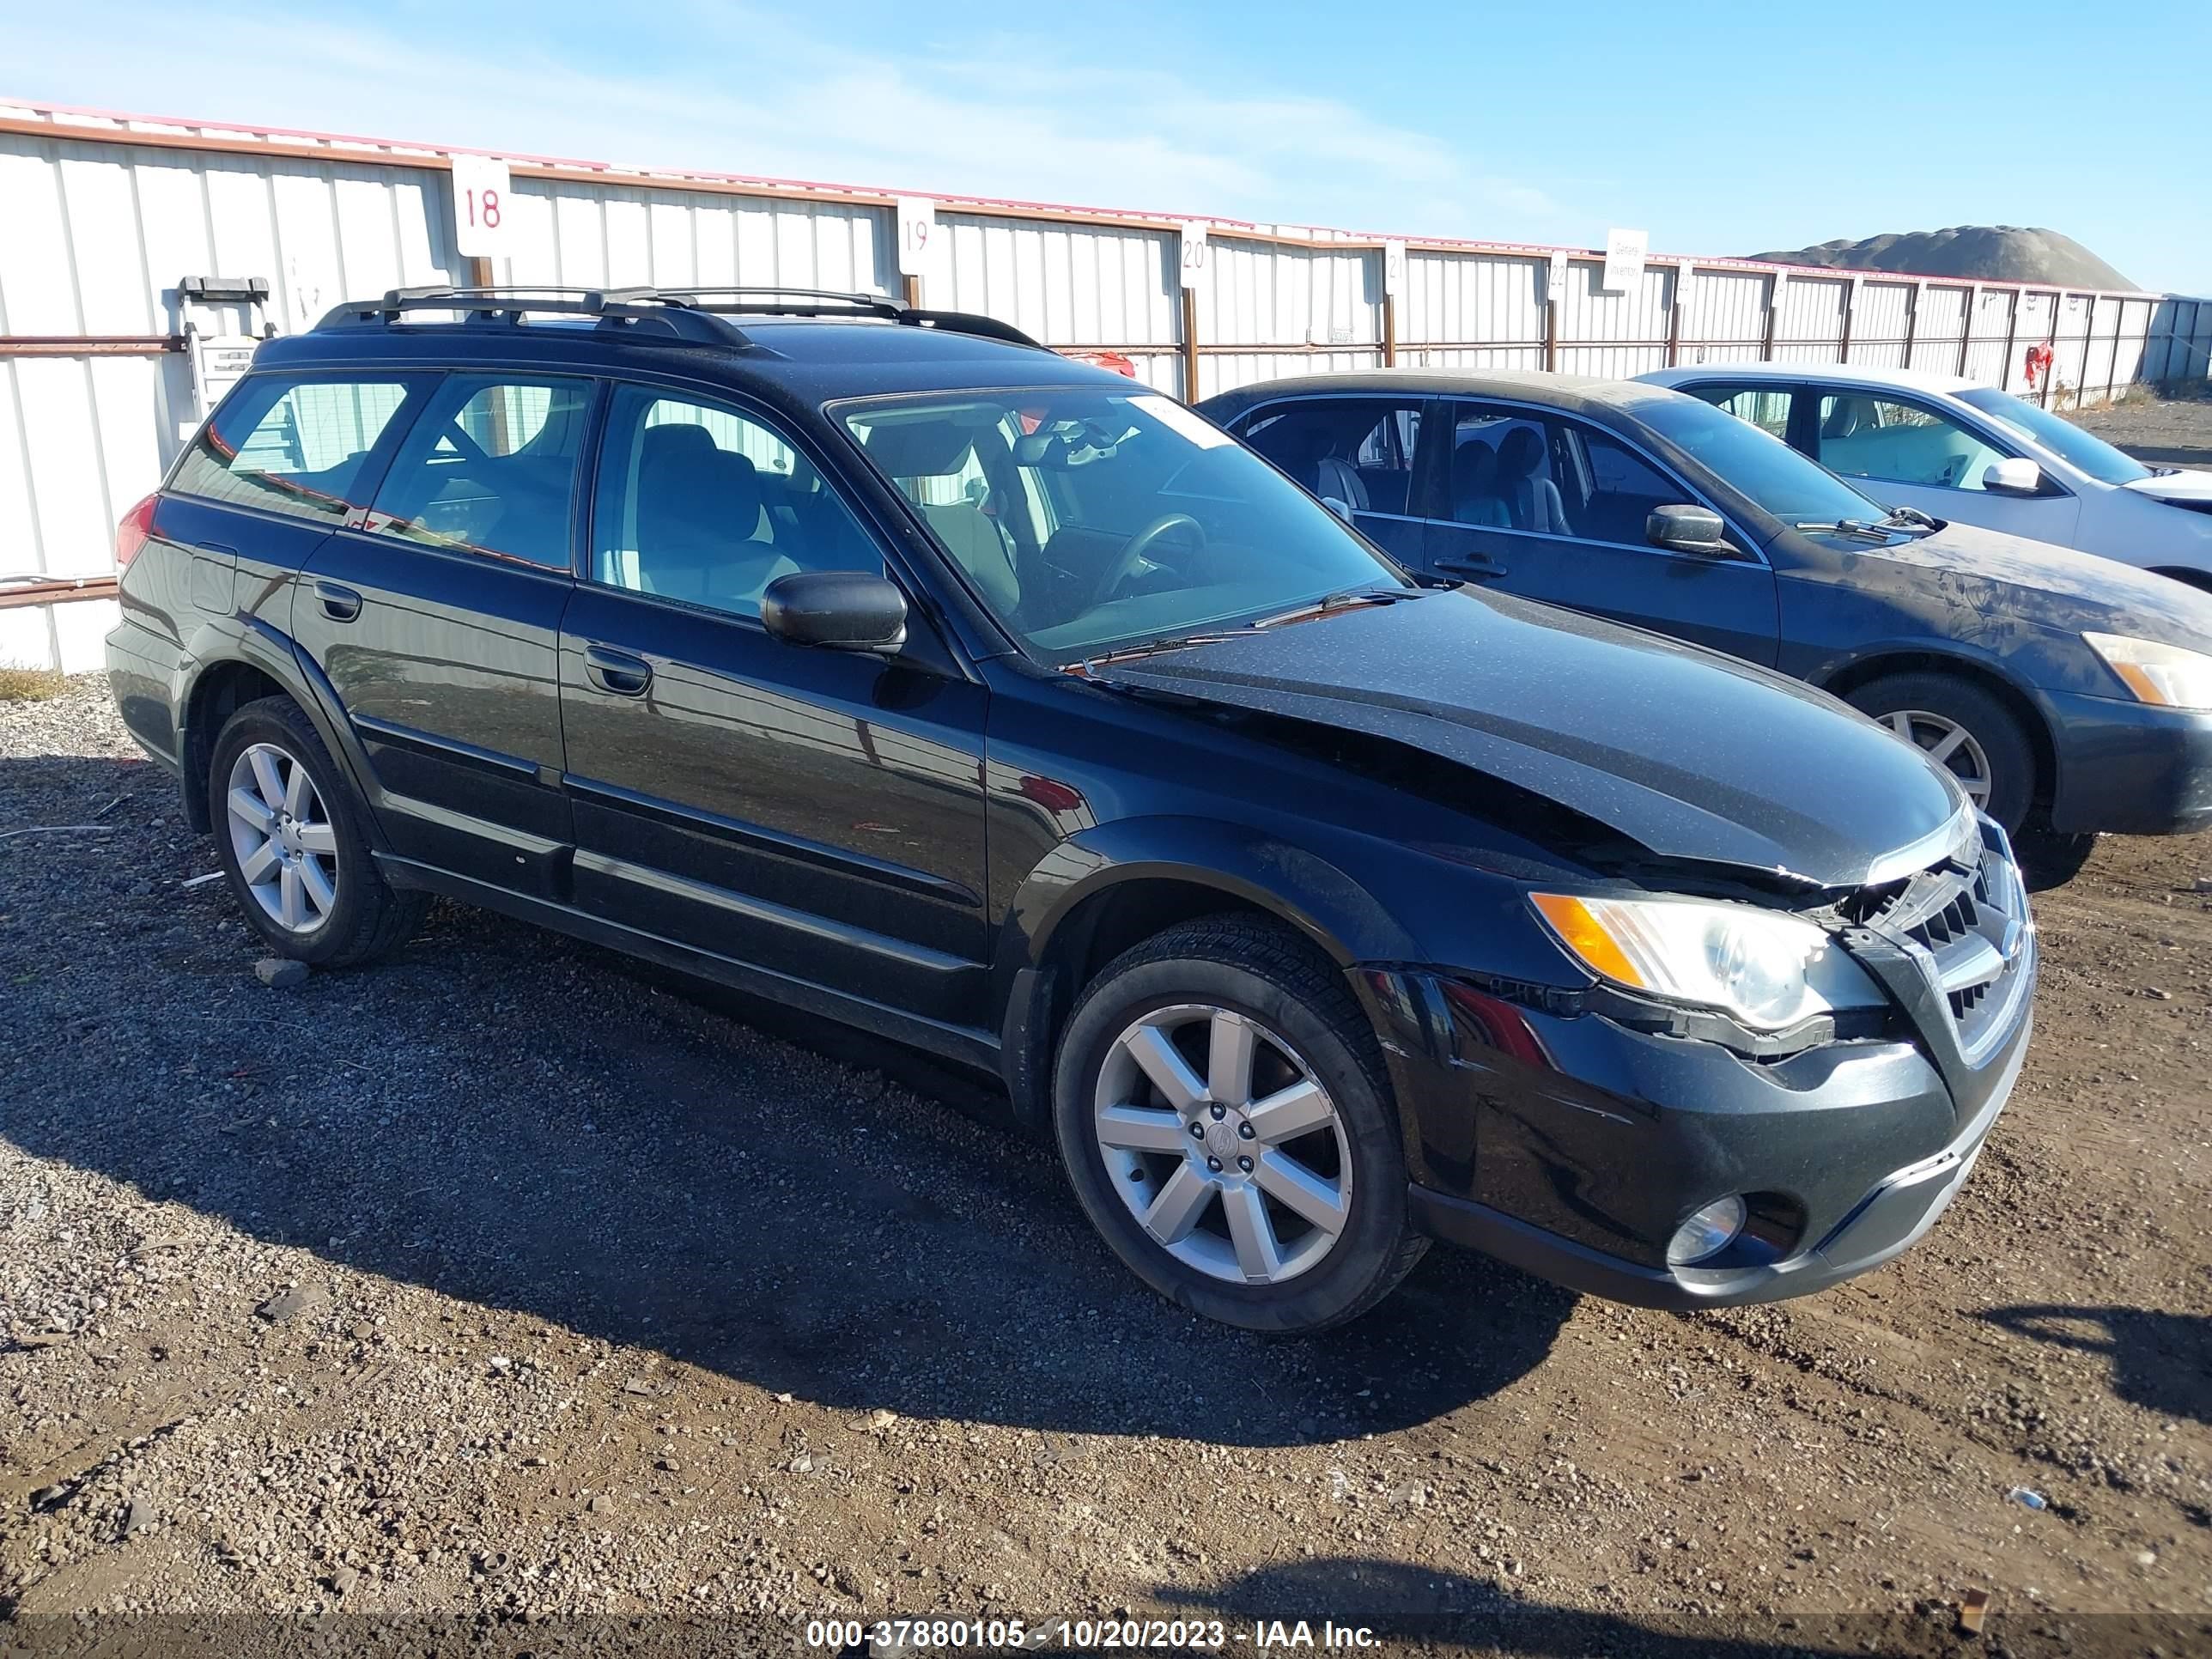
[1363,820,2038,1310]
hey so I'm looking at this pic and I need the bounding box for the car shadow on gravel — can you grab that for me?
[1159,1556,1875,1655]
[1,752,1573,1449]
[1979,1304,2212,1426]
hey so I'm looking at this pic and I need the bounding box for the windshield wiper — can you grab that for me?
[1877,505,1938,532]
[1793,518,1899,541]
[1249,587,1417,629]
[1062,633,1244,677]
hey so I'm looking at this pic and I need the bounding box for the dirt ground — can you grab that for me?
[4,404,2212,1658]
[2072,385,2212,470]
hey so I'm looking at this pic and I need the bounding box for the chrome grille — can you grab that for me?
[1856,823,2029,1062]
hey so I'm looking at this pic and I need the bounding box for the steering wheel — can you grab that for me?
[1093,514,1205,605]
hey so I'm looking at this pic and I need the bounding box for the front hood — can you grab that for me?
[1100,589,1966,889]
[2122,468,2212,507]
[1852,519,2212,646]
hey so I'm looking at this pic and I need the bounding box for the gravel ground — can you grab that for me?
[11,388,2212,1659]
[2070,385,2212,471]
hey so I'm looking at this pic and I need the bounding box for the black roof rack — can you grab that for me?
[311,284,1044,352]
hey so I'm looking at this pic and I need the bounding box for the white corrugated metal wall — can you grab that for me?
[3,99,2209,669]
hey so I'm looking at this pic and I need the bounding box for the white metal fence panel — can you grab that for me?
[1910,287,1970,373]
[1680,269,1768,363]
[1850,282,1914,368]
[1198,239,1379,349]
[1399,250,1546,366]
[1554,258,1674,378]
[933,212,1177,357]
[1963,289,2015,385]
[1777,276,1848,361]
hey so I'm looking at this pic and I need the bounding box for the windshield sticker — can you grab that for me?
[1132,394,1234,450]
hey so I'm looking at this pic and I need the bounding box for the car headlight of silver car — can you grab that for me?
[1531,893,1885,1031]
[2084,632,2212,712]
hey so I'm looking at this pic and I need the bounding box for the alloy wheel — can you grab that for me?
[226,741,339,933]
[1092,1003,1352,1285]
[1881,709,1993,810]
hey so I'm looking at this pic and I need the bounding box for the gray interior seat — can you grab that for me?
[1496,426,1569,535]
[630,425,797,609]
[1451,440,1509,526]
[1316,455,1370,512]
[865,418,1021,611]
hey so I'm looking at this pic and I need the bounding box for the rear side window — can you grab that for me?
[1689,384,1795,441]
[170,376,411,522]
[365,376,593,567]
[1243,399,1424,517]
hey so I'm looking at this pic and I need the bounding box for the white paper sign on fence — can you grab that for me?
[451,155,513,259]
[896,198,937,279]
[1600,228,1648,294]
[1180,222,1209,289]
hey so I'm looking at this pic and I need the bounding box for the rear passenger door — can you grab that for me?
[1425,403,1780,665]
[1237,397,1431,568]
[294,374,594,896]
[557,383,992,1029]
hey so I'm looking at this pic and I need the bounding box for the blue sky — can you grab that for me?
[10,0,2208,293]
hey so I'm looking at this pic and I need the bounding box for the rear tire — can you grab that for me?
[209,696,425,967]
[1844,672,2037,833]
[1051,915,1425,1334]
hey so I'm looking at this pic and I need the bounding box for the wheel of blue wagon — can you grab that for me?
[1052,915,1426,1334]
[209,695,426,968]
[1844,672,2036,835]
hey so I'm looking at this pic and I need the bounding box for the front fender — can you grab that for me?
[1006,814,1422,975]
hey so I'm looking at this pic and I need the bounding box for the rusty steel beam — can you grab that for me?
[0,577,119,609]
[0,336,183,357]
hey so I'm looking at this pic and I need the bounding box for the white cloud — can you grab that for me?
[3,2,1568,240]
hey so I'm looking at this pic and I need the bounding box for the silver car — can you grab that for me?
[1639,362,2212,589]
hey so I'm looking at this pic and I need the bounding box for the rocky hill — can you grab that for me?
[1748,226,2136,291]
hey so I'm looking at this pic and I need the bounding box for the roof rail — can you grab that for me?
[313,286,750,346]
[311,283,1045,352]
[655,287,1045,349]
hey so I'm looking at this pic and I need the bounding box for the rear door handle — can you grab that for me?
[583,644,653,697]
[314,580,362,622]
[193,540,239,558]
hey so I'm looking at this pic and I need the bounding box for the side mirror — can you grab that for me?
[760,571,908,655]
[1320,495,1354,524]
[1983,457,2044,496]
[1647,503,1729,555]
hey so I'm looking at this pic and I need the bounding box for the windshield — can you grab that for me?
[1634,392,1888,527]
[841,388,1409,659]
[1956,387,2153,486]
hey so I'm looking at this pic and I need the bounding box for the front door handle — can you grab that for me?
[1438,556,1509,580]
[314,580,362,622]
[583,644,653,697]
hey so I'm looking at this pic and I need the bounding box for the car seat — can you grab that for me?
[1450,440,1510,526]
[1316,454,1370,513]
[862,418,1022,612]
[1495,426,1568,535]
[629,426,798,610]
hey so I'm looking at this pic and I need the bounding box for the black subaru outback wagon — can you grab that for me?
[106,286,2034,1332]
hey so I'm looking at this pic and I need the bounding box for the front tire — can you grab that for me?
[1051,915,1425,1333]
[1844,672,2037,833]
[209,696,425,967]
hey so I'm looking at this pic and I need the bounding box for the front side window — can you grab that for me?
[1814,394,2011,492]
[842,389,1408,660]
[592,387,881,619]
[1956,387,2150,486]
[1634,392,1885,527]
[170,375,412,522]
[1443,409,1566,533]
[1242,399,1424,517]
[1688,384,1795,442]
[366,376,592,566]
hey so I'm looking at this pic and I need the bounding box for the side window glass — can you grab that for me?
[1243,399,1422,516]
[1444,406,1567,535]
[1570,427,1692,546]
[591,386,882,619]
[367,376,592,566]
[1815,395,2008,491]
[171,376,411,522]
[1692,385,1794,441]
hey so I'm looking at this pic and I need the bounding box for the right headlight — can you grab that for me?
[1531,892,1885,1031]
[2084,632,2212,712]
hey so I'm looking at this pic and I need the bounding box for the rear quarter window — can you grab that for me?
[170,376,413,522]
